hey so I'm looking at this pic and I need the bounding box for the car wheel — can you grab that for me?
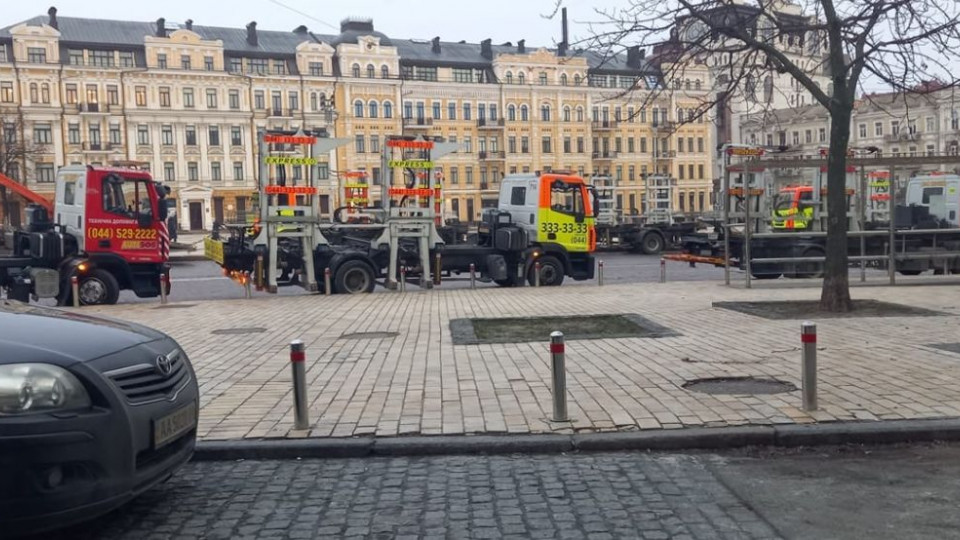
[78,269,120,305]
[528,255,565,286]
[640,232,665,255]
[334,260,375,294]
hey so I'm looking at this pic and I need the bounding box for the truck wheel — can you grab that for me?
[78,269,120,305]
[898,269,923,276]
[792,249,824,279]
[751,272,782,280]
[528,256,565,286]
[640,232,665,255]
[334,260,375,294]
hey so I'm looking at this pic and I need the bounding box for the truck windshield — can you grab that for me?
[773,193,794,212]
[550,180,584,216]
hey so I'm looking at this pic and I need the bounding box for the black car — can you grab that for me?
[0,300,199,535]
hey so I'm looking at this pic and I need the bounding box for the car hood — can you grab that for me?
[0,300,166,365]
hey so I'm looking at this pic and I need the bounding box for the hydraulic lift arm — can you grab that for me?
[0,171,53,214]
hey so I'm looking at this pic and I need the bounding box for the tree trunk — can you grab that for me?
[819,104,854,312]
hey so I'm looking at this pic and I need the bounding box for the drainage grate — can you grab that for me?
[340,331,400,340]
[683,377,796,395]
[210,327,267,335]
[928,343,960,355]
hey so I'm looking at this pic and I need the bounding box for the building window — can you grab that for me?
[309,62,323,76]
[233,162,244,180]
[891,120,900,136]
[68,123,81,144]
[447,102,456,120]
[183,88,195,108]
[505,72,513,84]
[805,130,812,144]
[678,138,684,153]
[521,136,529,154]
[369,101,378,118]
[29,83,38,104]
[109,124,121,145]
[464,136,473,153]
[164,162,176,182]
[518,72,525,85]
[818,128,826,142]
[355,135,365,153]
[289,91,299,111]
[432,102,441,119]
[577,137,585,153]
[859,124,867,138]
[384,102,393,118]
[211,162,222,181]
[874,122,883,136]
[28,47,46,63]
[271,91,282,113]
[466,167,474,184]
[159,87,171,107]
[181,55,191,70]
[33,123,52,144]
[107,85,119,105]
[254,91,265,110]
[68,49,84,65]
[697,137,704,153]
[209,126,220,146]
[137,125,150,145]
[274,60,287,75]
[231,126,243,146]
[352,63,361,77]
[354,100,364,117]
[188,162,199,181]
[450,167,459,184]
[206,89,218,109]
[185,126,197,146]
[229,58,242,73]
[229,90,240,109]
[542,136,552,153]
[119,51,135,67]
[541,105,551,122]
[453,68,472,83]
[64,84,77,104]
[205,56,214,71]
[317,163,329,180]
[161,125,174,146]
[157,54,167,69]
[563,137,571,153]
[520,105,529,121]
[0,44,8,62]
[371,135,380,154]
[37,164,55,183]
[381,65,389,78]
[366,64,375,78]
[640,137,647,153]
[135,86,147,107]
[508,136,517,153]
[249,58,267,75]
[698,164,705,179]
[463,103,472,120]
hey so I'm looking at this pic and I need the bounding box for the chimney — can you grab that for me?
[185,19,193,31]
[156,17,166,37]
[517,39,526,53]
[47,7,58,30]
[558,7,568,57]
[627,45,644,68]
[432,36,441,54]
[246,21,258,46]
[293,25,308,34]
[480,38,492,59]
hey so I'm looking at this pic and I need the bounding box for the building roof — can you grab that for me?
[0,12,655,74]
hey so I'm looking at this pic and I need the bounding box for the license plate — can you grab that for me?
[153,401,197,449]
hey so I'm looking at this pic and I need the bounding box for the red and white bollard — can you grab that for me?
[534,261,541,287]
[290,340,309,430]
[159,272,169,304]
[550,331,568,422]
[801,322,817,411]
[324,267,332,296]
[598,259,604,286]
[71,275,80,308]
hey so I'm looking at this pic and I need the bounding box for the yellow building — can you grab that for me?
[0,10,712,228]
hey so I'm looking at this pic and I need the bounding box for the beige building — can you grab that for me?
[0,9,713,228]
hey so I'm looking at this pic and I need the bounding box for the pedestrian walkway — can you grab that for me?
[86,282,960,441]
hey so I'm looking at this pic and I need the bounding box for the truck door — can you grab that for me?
[537,176,593,253]
[88,174,163,264]
[56,168,86,241]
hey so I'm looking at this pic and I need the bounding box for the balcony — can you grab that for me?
[268,108,295,118]
[653,150,677,159]
[479,150,505,161]
[592,151,619,160]
[651,121,675,131]
[884,131,921,142]
[403,117,434,129]
[477,118,505,129]
[591,120,618,131]
[78,103,111,114]
[82,142,117,152]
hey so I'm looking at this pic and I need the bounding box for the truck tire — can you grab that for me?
[78,269,120,305]
[898,269,923,276]
[792,248,824,279]
[751,272,782,280]
[494,275,517,287]
[640,232,665,255]
[334,260,375,294]
[528,255,565,286]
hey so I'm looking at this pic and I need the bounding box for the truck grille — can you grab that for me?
[106,350,190,403]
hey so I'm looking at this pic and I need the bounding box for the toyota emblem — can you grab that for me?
[155,354,173,376]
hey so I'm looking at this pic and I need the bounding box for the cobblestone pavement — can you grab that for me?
[84,280,960,440]
[40,452,779,540]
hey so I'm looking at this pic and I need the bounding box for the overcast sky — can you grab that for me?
[1,0,621,48]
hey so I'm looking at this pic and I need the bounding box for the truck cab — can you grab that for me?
[905,174,960,227]
[497,173,597,253]
[771,186,815,230]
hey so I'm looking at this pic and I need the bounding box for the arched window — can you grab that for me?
[576,106,584,122]
[520,104,529,121]
[540,104,551,121]
[560,73,568,86]
[677,108,684,122]
[310,92,318,111]
[352,63,361,77]
[505,71,513,84]
[518,72,525,85]
[381,65,389,78]
[354,100,364,118]
[29,83,38,103]
[694,79,702,90]
[368,100,379,118]
[574,74,581,86]
[383,101,393,118]
[563,106,571,122]
[508,104,516,121]
[685,79,691,90]
[366,64,375,78]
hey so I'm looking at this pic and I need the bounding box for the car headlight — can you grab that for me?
[0,364,91,416]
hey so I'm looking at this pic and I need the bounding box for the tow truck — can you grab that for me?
[205,130,596,293]
[0,166,171,305]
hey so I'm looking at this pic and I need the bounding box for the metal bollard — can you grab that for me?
[801,322,818,411]
[550,331,568,422]
[159,272,168,304]
[469,263,476,289]
[324,267,332,296]
[290,340,309,430]
[659,258,666,283]
[255,254,264,291]
[598,259,604,286]
[243,271,252,299]
[534,261,541,287]
[71,275,80,308]
[517,262,525,287]
[399,266,407,292]
[434,253,442,286]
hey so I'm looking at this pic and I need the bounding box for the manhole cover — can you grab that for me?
[153,304,196,310]
[683,377,796,395]
[340,331,400,340]
[211,327,267,335]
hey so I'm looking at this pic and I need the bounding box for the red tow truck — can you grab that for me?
[0,166,171,305]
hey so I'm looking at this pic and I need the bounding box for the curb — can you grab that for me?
[192,418,960,461]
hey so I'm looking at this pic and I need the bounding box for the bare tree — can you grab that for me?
[574,0,960,312]
[0,112,41,228]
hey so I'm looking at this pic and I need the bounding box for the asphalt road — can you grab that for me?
[32,443,960,540]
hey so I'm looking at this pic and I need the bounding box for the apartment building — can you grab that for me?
[0,8,713,228]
